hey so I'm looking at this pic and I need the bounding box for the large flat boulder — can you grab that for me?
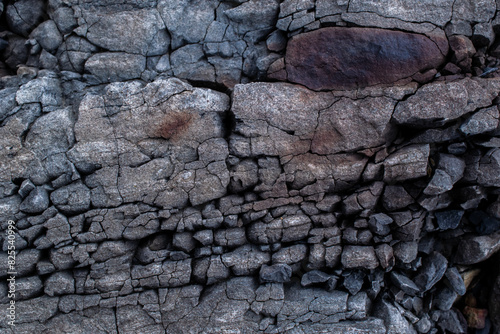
[285,27,446,90]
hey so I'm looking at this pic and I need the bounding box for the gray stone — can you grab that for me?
[117,305,165,334]
[394,241,418,264]
[15,276,43,300]
[3,34,29,70]
[383,144,430,182]
[224,0,279,43]
[423,169,453,196]
[173,232,196,253]
[472,22,495,47]
[349,0,453,27]
[16,76,63,108]
[301,270,334,287]
[193,230,213,246]
[229,159,258,192]
[6,0,45,37]
[375,244,394,269]
[424,153,465,196]
[43,307,117,334]
[171,44,215,83]
[19,187,49,213]
[343,270,365,295]
[15,249,41,277]
[390,271,420,296]
[57,36,99,72]
[452,0,496,23]
[454,230,500,264]
[415,315,432,333]
[374,298,417,334]
[85,9,169,56]
[222,245,270,276]
[260,264,292,283]
[44,213,72,247]
[272,244,308,265]
[266,30,287,52]
[50,182,91,214]
[435,210,464,230]
[158,0,218,49]
[30,20,63,53]
[382,185,414,211]
[434,287,458,310]
[460,106,499,136]
[85,53,147,82]
[45,271,75,296]
[0,87,18,122]
[51,7,78,34]
[369,213,393,236]
[214,228,246,247]
[279,0,315,17]
[393,78,500,126]
[414,251,448,292]
[477,149,500,187]
[233,82,401,156]
[435,309,467,334]
[341,246,379,270]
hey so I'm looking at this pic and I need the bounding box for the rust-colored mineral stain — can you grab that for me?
[156,112,194,141]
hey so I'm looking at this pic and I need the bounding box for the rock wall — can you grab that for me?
[1,0,500,333]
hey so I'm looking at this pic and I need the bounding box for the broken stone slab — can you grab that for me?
[454,230,500,265]
[435,210,464,230]
[341,246,379,270]
[390,271,420,296]
[383,144,430,182]
[477,148,500,187]
[460,106,500,136]
[423,154,465,196]
[284,27,446,90]
[414,251,448,292]
[233,82,412,156]
[84,9,169,56]
[260,264,292,283]
[19,186,49,214]
[393,78,500,126]
[84,52,147,83]
[373,298,417,334]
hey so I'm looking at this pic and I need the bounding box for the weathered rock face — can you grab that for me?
[284,27,447,90]
[2,1,500,334]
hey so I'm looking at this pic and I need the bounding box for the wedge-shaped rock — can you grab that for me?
[393,78,500,126]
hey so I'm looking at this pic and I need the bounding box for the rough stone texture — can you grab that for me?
[285,27,446,90]
[393,78,500,126]
[1,2,500,333]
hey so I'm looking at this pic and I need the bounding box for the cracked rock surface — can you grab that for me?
[2,0,500,333]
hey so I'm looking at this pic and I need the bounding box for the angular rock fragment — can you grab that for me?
[85,53,146,82]
[454,230,500,264]
[85,9,169,56]
[460,106,499,136]
[374,298,417,334]
[414,251,448,292]
[260,264,292,283]
[341,246,379,270]
[285,27,446,90]
[390,271,420,296]
[393,78,500,126]
[435,210,464,230]
[383,144,430,182]
[19,187,49,214]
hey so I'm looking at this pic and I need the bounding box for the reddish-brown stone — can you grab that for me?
[285,27,447,90]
